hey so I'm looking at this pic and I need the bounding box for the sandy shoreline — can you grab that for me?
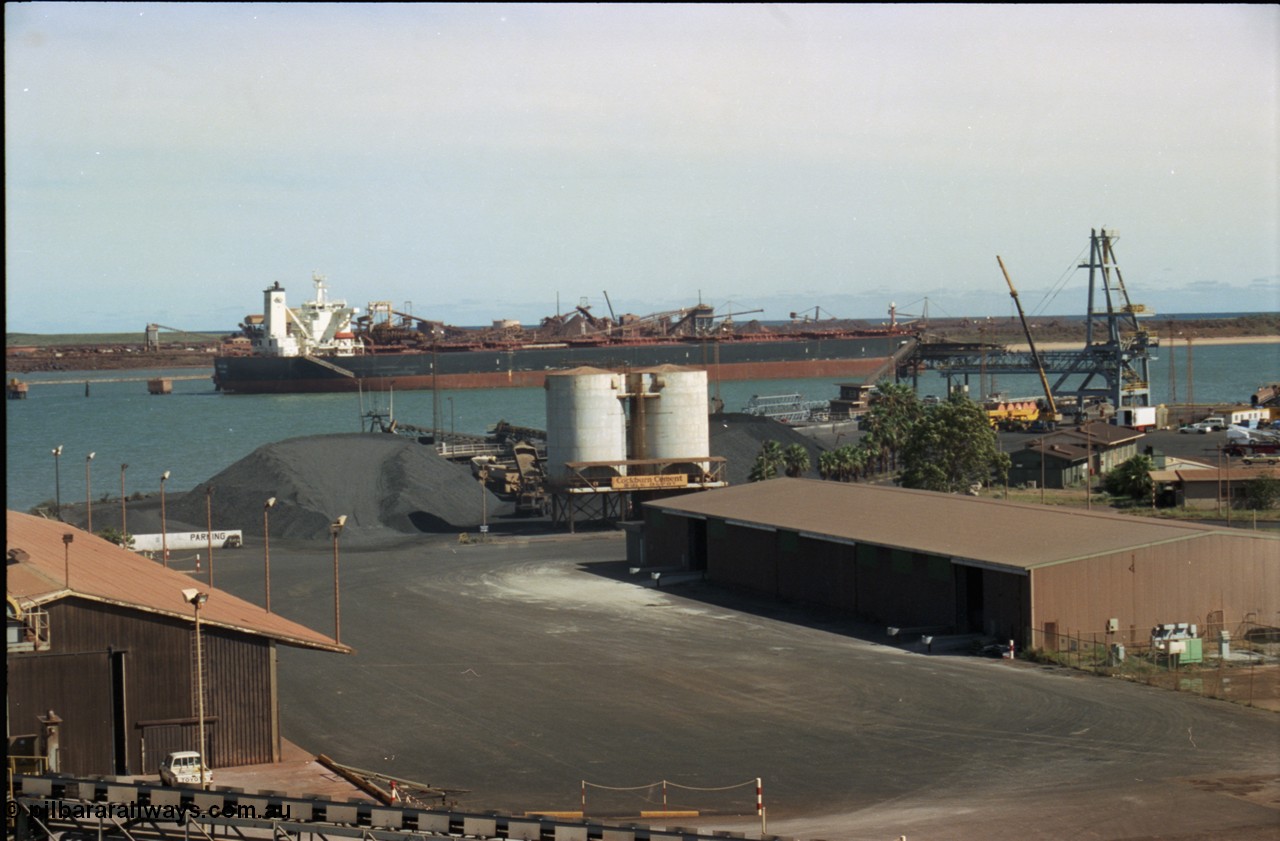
[1006,335,1279,352]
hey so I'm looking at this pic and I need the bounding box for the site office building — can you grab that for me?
[639,479,1277,648]
[6,511,350,777]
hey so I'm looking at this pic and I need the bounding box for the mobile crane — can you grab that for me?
[997,256,1061,429]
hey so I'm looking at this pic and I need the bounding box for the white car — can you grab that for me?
[159,751,213,786]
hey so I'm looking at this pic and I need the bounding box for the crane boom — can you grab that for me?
[996,256,1059,421]
[146,324,216,343]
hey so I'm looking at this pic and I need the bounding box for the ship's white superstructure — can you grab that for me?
[257,274,359,358]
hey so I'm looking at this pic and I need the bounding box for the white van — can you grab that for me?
[159,751,213,786]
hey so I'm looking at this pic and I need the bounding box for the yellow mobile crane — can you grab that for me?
[997,256,1061,429]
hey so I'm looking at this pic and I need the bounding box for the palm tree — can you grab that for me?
[818,451,839,481]
[833,445,858,482]
[861,381,922,472]
[748,455,778,482]
[783,444,811,477]
[847,445,870,482]
[760,440,785,471]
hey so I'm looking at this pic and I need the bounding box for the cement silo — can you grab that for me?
[544,368,627,484]
[635,366,710,466]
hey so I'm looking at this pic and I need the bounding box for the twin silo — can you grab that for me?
[543,365,710,485]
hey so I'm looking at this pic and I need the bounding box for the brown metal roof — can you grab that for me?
[645,479,1275,571]
[1025,441,1089,462]
[6,511,351,654]
[1172,465,1280,483]
[1071,421,1145,446]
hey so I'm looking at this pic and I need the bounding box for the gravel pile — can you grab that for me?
[147,418,824,541]
[167,433,505,541]
[709,413,826,485]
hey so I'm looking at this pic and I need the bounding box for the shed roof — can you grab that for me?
[1170,465,1280,484]
[1071,422,1145,446]
[644,479,1275,571]
[1023,441,1089,463]
[6,511,351,654]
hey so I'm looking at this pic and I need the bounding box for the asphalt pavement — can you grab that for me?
[206,529,1280,841]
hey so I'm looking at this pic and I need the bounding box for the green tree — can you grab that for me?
[1103,454,1155,500]
[859,381,923,474]
[1241,475,1280,510]
[833,445,861,482]
[748,456,777,482]
[818,450,839,480]
[96,527,135,550]
[783,444,811,477]
[749,440,786,482]
[900,393,1011,493]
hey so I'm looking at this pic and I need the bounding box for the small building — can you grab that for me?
[1008,422,1144,488]
[6,511,350,778]
[1067,422,1144,472]
[827,381,878,420]
[1211,404,1270,427]
[1009,439,1090,489]
[641,479,1277,649]
[1152,464,1280,510]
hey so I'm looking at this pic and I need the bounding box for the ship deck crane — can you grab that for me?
[997,256,1060,425]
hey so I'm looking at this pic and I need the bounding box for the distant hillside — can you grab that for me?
[7,331,223,348]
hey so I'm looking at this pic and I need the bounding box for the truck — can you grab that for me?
[131,531,244,553]
[1117,406,1157,431]
[159,750,213,786]
[1225,426,1280,463]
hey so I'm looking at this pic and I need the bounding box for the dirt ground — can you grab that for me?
[1146,662,1280,713]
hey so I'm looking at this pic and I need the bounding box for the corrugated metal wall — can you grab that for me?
[205,629,274,767]
[8,650,114,775]
[697,517,968,630]
[1030,533,1279,646]
[7,598,275,776]
[642,508,691,569]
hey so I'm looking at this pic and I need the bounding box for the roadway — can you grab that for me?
[209,530,1280,841]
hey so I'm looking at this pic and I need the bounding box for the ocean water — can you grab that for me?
[5,341,1277,512]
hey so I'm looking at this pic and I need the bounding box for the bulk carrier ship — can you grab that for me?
[212,275,918,394]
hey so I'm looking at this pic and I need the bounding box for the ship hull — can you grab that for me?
[213,335,910,394]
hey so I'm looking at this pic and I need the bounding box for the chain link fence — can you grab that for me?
[1025,619,1280,711]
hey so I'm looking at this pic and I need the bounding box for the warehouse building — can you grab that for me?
[640,480,1277,649]
[6,511,351,777]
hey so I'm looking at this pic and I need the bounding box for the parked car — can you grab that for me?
[1178,424,1208,434]
[159,751,212,786]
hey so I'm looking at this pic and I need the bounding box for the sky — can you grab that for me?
[5,3,1278,334]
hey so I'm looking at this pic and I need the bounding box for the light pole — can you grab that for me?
[182,588,210,789]
[62,532,74,588]
[85,452,96,532]
[330,515,347,644]
[263,497,276,612]
[120,463,129,537]
[160,471,171,566]
[479,469,489,541]
[52,446,64,520]
[205,486,214,587]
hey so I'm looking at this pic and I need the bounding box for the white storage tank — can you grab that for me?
[639,366,710,464]
[544,368,627,483]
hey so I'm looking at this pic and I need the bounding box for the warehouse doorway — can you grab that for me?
[688,519,707,571]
